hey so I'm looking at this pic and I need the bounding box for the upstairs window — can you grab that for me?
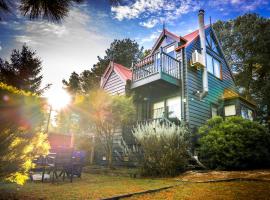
[206,53,222,79]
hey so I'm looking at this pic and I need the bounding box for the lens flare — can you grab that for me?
[46,88,71,110]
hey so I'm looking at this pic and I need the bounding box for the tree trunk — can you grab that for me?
[107,145,113,169]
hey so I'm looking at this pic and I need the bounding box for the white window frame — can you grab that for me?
[224,105,236,116]
[206,53,222,79]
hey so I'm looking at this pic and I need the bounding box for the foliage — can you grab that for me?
[0,82,44,130]
[133,122,191,176]
[0,45,50,94]
[0,130,50,185]
[0,0,83,21]
[74,135,93,164]
[0,82,50,185]
[77,89,135,168]
[213,14,270,127]
[63,38,144,93]
[198,116,270,170]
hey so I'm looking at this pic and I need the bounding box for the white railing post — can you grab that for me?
[160,47,163,72]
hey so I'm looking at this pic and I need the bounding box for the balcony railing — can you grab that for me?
[132,51,180,82]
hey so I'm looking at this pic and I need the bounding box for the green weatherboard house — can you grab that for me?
[99,10,256,165]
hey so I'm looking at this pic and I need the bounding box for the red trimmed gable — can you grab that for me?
[114,63,132,81]
[100,61,131,89]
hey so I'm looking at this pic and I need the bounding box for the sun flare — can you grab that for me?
[46,88,71,110]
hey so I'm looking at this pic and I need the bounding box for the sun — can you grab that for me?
[46,87,71,110]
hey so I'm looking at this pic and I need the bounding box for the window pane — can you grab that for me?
[225,105,236,116]
[206,54,213,74]
[153,101,164,119]
[167,96,181,119]
[213,58,221,78]
[211,106,218,117]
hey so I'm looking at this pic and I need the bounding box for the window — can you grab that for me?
[241,106,253,121]
[206,53,222,79]
[207,54,213,74]
[211,105,218,117]
[224,105,236,116]
[153,101,164,119]
[167,96,181,119]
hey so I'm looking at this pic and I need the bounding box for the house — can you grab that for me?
[100,10,256,165]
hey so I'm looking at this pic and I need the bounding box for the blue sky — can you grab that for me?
[0,0,269,94]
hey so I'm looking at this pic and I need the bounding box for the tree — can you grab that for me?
[213,14,270,127]
[62,71,81,94]
[77,89,135,168]
[0,45,49,94]
[64,38,144,93]
[0,0,83,22]
[198,116,270,170]
[0,82,50,185]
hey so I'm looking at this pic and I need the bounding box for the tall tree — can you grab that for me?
[62,71,80,94]
[213,13,270,126]
[0,0,83,21]
[0,45,47,94]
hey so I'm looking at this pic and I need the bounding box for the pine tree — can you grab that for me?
[0,45,45,94]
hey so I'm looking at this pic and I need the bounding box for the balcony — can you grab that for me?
[131,51,180,89]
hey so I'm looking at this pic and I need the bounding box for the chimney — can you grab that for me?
[198,9,208,99]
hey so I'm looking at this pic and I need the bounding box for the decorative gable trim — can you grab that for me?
[150,29,182,55]
[100,61,131,89]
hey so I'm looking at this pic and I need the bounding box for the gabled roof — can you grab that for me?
[175,25,210,51]
[100,61,131,88]
[150,29,187,55]
[114,63,132,81]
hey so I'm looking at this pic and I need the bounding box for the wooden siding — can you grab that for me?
[185,26,236,128]
[103,71,126,95]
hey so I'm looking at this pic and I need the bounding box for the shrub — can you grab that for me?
[0,82,50,184]
[198,116,270,170]
[133,122,190,177]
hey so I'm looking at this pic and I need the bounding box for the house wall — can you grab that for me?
[103,71,126,95]
[185,27,236,128]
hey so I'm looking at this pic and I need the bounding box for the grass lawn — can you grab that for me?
[1,170,270,200]
[0,173,176,200]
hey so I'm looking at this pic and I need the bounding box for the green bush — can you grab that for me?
[133,122,190,177]
[198,116,270,170]
[0,82,50,185]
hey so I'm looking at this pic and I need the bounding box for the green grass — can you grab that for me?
[0,173,176,200]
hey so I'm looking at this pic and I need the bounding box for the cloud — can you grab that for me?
[210,0,268,11]
[12,6,111,90]
[111,0,198,28]
[0,45,2,51]
[139,18,159,28]
[140,30,161,45]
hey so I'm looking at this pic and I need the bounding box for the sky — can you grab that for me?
[0,0,269,95]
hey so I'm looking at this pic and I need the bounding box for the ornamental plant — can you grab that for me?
[133,121,191,176]
[198,116,270,170]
